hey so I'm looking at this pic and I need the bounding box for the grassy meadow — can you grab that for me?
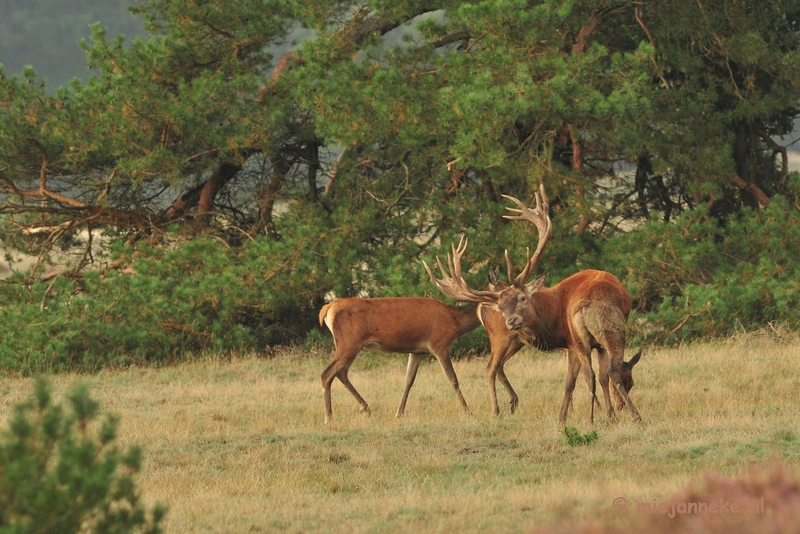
[1,333,799,533]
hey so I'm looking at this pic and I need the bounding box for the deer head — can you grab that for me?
[423,183,552,332]
[620,348,642,394]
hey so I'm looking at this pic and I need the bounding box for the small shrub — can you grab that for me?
[562,426,599,446]
[0,377,166,533]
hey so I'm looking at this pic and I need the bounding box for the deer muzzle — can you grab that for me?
[505,316,523,331]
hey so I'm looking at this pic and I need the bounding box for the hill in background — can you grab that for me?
[0,0,145,88]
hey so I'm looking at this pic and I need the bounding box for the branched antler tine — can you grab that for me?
[501,184,552,285]
[539,181,548,207]
[506,247,532,287]
[421,259,435,284]
[454,234,468,257]
[516,245,534,285]
[435,255,450,281]
[450,235,467,282]
[423,256,466,302]
[450,236,474,298]
[504,249,515,283]
[422,236,503,303]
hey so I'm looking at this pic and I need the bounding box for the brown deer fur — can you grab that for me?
[319,297,480,425]
[493,269,643,423]
[479,304,526,415]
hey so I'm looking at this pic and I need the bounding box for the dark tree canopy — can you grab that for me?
[0,0,798,309]
[2,1,797,241]
[1,1,800,367]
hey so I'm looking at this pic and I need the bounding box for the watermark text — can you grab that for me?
[612,496,764,518]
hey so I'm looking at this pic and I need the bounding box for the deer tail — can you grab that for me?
[319,303,331,327]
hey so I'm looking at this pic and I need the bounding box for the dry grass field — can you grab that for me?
[1,333,799,533]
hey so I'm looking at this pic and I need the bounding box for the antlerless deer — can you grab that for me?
[319,297,480,425]
[424,184,643,424]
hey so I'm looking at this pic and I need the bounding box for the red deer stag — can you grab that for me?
[424,184,643,424]
[319,297,480,425]
[480,272,642,416]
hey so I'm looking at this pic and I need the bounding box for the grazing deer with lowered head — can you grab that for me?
[424,184,643,424]
[319,297,480,425]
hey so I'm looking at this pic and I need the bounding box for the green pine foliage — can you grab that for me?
[3,1,800,372]
[605,196,800,345]
[5,193,800,372]
[0,377,166,533]
[0,229,331,372]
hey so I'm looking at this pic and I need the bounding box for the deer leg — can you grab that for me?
[601,340,626,412]
[322,358,343,425]
[599,333,643,423]
[559,349,581,424]
[569,314,603,424]
[596,348,616,420]
[496,338,524,414]
[432,349,470,415]
[496,366,517,414]
[575,348,597,425]
[336,365,371,418]
[583,307,643,423]
[321,346,364,425]
[322,366,336,426]
[396,353,424,418]
[486,361,502,417]
[486,338,512,416]
[609,361,643,424]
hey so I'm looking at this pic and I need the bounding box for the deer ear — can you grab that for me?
[487,266,501,288]
[525,272,547,293]
[627,348,642,367]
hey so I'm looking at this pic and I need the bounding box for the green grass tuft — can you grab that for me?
[562,426,599,446]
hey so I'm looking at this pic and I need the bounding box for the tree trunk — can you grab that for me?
[198,162,242,214]
[164,161,241,222]
[251,156,290,235]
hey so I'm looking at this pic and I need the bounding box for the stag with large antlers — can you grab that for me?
[424,184,643,424]
[319,297,480,425]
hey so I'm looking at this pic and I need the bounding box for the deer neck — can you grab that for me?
[518,289,565,351]
[448,302,482,336]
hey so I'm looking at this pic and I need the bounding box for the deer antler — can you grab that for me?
[501,183,552,286]
[423,235,503,303]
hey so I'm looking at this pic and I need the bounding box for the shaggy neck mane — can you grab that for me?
[519,289,565,352]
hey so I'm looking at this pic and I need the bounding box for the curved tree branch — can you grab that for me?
[635,7,671,91]
[729,173,771,208]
